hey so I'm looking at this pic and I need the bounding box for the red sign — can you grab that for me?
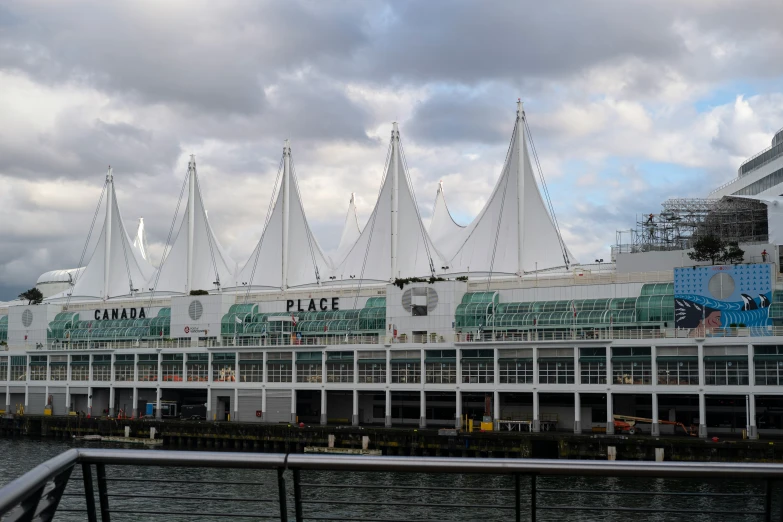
[184,326,190,334]
[255,411,262,418]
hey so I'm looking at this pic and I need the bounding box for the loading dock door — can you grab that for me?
[266,390,292,423]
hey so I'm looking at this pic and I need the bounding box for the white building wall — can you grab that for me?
[170,294,234,342]
[8,304,62,348]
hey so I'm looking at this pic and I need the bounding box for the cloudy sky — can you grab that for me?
[1,1,782,300]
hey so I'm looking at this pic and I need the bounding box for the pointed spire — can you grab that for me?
[428,180,466,253]
[335,192,361,263]
[282,139,291,289]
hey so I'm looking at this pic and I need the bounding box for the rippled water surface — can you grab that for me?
[0,439,777,521]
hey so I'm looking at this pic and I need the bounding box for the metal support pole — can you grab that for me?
[651,392,660,436]
[293,469,303,522]
[530,474,537,522]
[277,468,288,522]
[96,463,110,522]
[82,463,98,522]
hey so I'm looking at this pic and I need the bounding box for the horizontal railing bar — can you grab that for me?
[56,509,89,512]
[104,510,281,518]
[104,478,268,485]
[304,518,453,522]
[299,483,514,492]
[71,449,783,479]
[0,449,79,514]
[105,493,273,502]
[539,506,765,514]
[537,488,766,497]
[301,500,516,509]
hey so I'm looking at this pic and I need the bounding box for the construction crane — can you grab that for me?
[613,414,697,436]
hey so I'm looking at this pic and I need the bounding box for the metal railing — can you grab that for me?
[455,326,783,343]
[1,449,782,521]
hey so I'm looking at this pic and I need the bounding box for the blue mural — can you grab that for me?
[674,263,772,330]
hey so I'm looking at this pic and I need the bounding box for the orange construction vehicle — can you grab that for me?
[612,414,697,436]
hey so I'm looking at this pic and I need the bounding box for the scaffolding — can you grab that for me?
[613,197,768,258]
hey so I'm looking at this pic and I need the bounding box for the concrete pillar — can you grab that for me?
[419,390,427,428]
[109,386,115,417]
[532,347,539,384]
[352,389,359,426]
[321,351,327,385]
[233,388,239,422]
[697,343,704,387]
[606,392,614,434]
[532,390,540,432]
[698,392,707,438]
[384,389,392,427]
[493,348,499,385]
[261,388,267,421]
[493,390,500,423]
[87,386,93,418]
[24,384,28,414]
[290,389,298,424]
[132,387,138,419]
[574,392,581,433]
[206,387,212,422]
[747,344,755,386]
[65,385,70,414]
[650,345,657,387]
[385,349,391,385]
[262,352,268,384]
[749,393,758,440]
[353,351,358,385]
[651,392,660,436]
[455,389,462,429]
[320,388,327,426]
[155,387,162,420]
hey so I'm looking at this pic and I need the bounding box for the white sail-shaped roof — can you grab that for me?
[445,103,571,275]
[149,157,237,294]
[131,217,151,263]
[233,141,332,289]
[331,124,448,282]
[63,169,156,299]
[333,193,362,263]
[428,181,467,258]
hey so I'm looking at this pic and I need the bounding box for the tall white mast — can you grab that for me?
[282,139,291,290]
[516,100,526,276]
[390,123,400,281]
[103,166,113,300]
[186,155,196,293]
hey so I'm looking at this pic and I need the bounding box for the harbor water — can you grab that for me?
[0,439,775,521]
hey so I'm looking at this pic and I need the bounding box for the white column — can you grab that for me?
[493,390,500,427]
[456,349,462,386]
[385,388,392,427]
[87,386,93,418]
[206,386,212,422]
[574,391,581,433]
[493,347,500,385]
[651,392,660,436]
[697,343,705,387]
[747,344,755,386]
[6,385,10,411]
[419,390,426,428]
[385,350,391,385]
[651,345,657,386]
[157,353,162,386]
[67,355,72,382]
[261,388,267,421]
[352,389,359,427]
[532,390,540,432]
[110,354,116,384]
[233,388,239,422]
[262,352,268,384]
[455,389,462,429]
[516,100,526,275]
[133,354,138,382]
[281,140,291,289]
[748,393,758,440]
[698,392,707,438]
[103,167,113,299]
[23,384,29,414]
[390,123,399,281]
[65,385,71,414]
[320,388,327,426]
[291,389,297,424]
[109,386,115,417]
[532,346,539,384]
[353,350,359,385]
[132,387,138,419]
[606,391,614,434]
[155,386,162,420]
[186,156,196,293]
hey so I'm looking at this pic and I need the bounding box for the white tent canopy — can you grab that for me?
[233,141,332,289]
[428,181,467,259]
[333,193,362,264]
[331,123,448,282]
[444,102,571,275]
[150,156,237,294]
[131,217,151,264]
[61,168,156,299]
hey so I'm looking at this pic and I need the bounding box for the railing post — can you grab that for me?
[82,463,98,522]
[277,468,288,522]
[96,463,111,521]
[293,469,303,522]
[764,479,772,522]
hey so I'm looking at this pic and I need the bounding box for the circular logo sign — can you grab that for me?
[22,309,33,327]
[184,326,190,334]
[188,300,203,321]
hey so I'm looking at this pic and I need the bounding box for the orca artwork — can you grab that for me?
[93,308,147,320]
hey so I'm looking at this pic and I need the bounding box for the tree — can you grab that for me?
[688,235,725,265]
[19,287,43,305]
[721,242,745,264]
[189,289,209,296]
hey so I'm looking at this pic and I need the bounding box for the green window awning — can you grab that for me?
[611,356,652,363]
[538,357,574,363]
[358,359,387,364]
[187,354,209,363]
[657,356,698,363]
[754,354,783,362]
[498,358,533,363]
[579,356,606,363]
[263,360,292,365]
[425,358,456,364]
[390,359,421,364]
[703,356,748,362]
[460,358,494,363]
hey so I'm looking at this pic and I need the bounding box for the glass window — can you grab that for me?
[461,361,494,384]
[29,356,47,381]
[499,361,532,384]
[10,356,27,381]
[267,362,292,383]
[705,360,749,385]
[0,356,7,381]
[296,363,322,383]
[426,362,457,384]
[755,360,783,385]
[358,362,386,383]
[92,365,111,382]
[239,362,263,382]
[162,363,183,382]
[50,364,67,381]
[213,364,236,382]
[71,355,89,381]
[115,365,134,382]
[612,361,651,385]
[539,360,574,384]
[327,362,353,383]
[391,362,420,384]
[187,363,209,382]
[657,361,698,385]
[580,361,606,384]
